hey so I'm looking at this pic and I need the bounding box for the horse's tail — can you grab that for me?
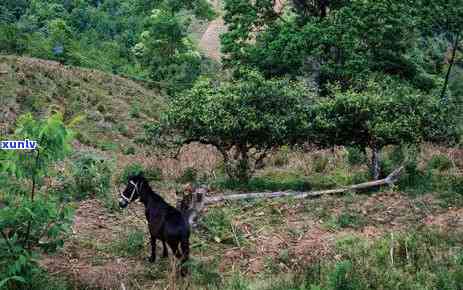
[177,188,207,227]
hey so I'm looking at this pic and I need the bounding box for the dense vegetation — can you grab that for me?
[1,0,463,289]
[0,114,75,289]
[0,0,215,92]
[149,0,462,182]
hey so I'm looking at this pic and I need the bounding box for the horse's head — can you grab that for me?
[118,173,146,208]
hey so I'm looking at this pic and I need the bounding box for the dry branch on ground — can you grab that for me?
[178,166,404,226]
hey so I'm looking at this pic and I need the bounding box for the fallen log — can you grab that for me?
[205,166,403,203]
[178,166,404,226]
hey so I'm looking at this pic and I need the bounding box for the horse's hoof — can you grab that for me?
[148,256,156,263]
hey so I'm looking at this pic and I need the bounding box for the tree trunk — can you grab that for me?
[222,145,252,183]
[371,145,381,180]
[178,166,404,226]
[441,33,460,101]
[237,145,251,182]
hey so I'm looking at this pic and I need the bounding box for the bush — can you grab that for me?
[117,124,130,137]
[129,101,141,118]
[68,151,113,200]
[312,153,330,173]
[346,146,367,167]
[0,113,74,289]
[271,146,290,167]
[0,194,74,290]
[177,167,198,184]
[144,165,163,182]
[118,163,162,185]
[118,163,144,185]
[326,211,366,230]
[428,154,452,171]
[110,229,145,257]
[350,170,370,185]
[213,171,312,192]
[202,208,242,246]
[303,228,463,290]
[189,259,222,288]
[123,146,136,155]
[450,175,463,195]
[328,260,363,290]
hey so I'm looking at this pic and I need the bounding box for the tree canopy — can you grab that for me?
[147,69,312,181]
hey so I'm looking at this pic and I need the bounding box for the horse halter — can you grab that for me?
[121,180,139,203]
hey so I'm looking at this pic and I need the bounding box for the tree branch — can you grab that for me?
[441,32,460,100]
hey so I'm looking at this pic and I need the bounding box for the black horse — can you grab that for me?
[119,173,190,275]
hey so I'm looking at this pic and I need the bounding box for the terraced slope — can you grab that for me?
[0,55,164,151]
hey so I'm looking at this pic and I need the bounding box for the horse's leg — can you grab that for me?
[167,240,182,259]
[180,238,189,262]
[149,235,157,263]
[162,240,169,258]
[147,214,165,263]
[180,237,190,276]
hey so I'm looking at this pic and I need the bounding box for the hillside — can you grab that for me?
[0,55,164,152]
[1,55,463,290]
[1,0,463,289]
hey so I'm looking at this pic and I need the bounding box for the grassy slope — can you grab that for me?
[40,190,463,289]
[0,55,164,152]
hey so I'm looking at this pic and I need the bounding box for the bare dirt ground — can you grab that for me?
[40,190,461,289]
[198,0,226,61]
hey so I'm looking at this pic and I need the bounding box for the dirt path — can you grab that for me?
[199,0,226,61]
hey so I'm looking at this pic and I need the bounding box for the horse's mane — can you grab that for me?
[139,177,165,203]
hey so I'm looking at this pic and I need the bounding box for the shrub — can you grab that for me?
[350,170,369,185]
[450,175,463,194]
[110,229,145,257]
[379,154,395,178]
[123,146,136,155]
[0,114,74,289]
[337,212,365,229]
[440,175,463,207]
[144,165,163,182]
[304,228,463,289]
[271,146,290,167]
[117,124,130,137]
[346,146,367,167]
[328,260,363,290]
[189,259,222,288]
[312,153,330,173]
[177,167,198,184]
[129,101,141,118]
[118,163,162,185]
[118,163,144,185]
[213,171,312,192]
[202,208,242,246]
[69,151,113,200]
[428,154,452,171]
[306,174,338,190]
